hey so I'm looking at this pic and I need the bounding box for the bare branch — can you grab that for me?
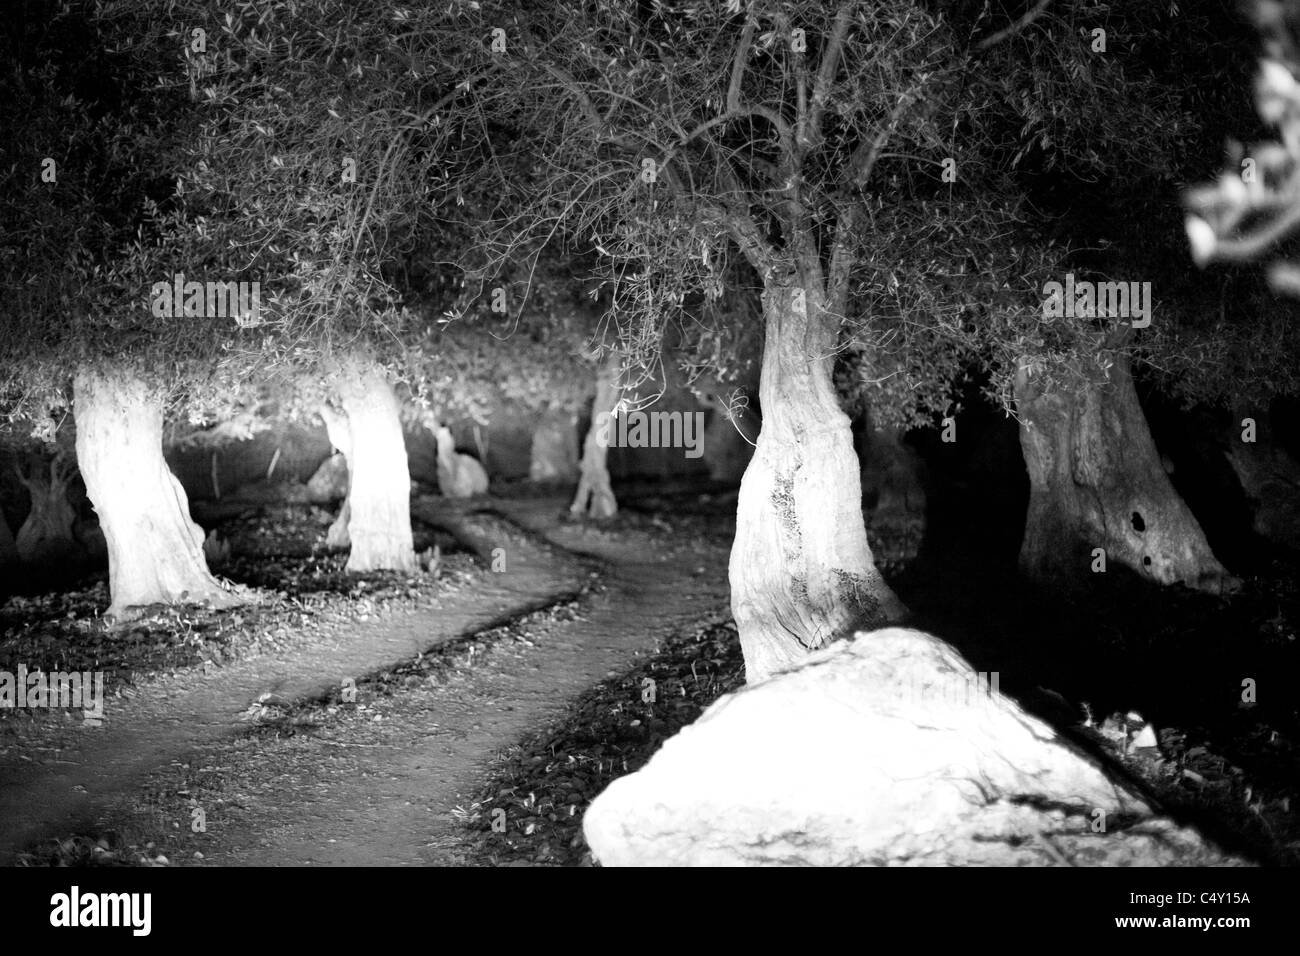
[976,0,1054,52]
[727,16,758,114]
[844,82,927,189]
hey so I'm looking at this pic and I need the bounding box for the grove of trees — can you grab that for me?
[1,0,1296,687]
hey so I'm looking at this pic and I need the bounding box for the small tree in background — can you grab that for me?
[845,2,1257,595]
[0,0,249,617]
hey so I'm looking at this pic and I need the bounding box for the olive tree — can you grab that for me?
[446,0,1138,678]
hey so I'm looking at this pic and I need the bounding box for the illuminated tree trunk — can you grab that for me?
[1015,352,1233,592]
[434,424,489,497]
[1223,407,1300,548]
[730,283,908,683]
[570,352,620,518]
[73,366,245,620]
[319,360,417,573]
[530,409,580,482]
[13,451,79,565]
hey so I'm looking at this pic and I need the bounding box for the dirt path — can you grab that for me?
[0,497,732,865]
[0,499,594,863]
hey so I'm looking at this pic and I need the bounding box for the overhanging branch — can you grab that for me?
[975,0,1054,52]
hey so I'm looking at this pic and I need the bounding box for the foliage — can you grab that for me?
[1177,0,1300,406]
[433,0,1230,429]
[0,0,205,436]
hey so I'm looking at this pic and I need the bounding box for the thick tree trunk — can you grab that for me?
[570,353,620,518]
[530,409,580,482]
[730,283,907,683]
[320,360,417,573]
[1223,406,1300,548]
[1015,352,1233,592]
[73,367,246,619]
[860,422,927,520]
[13,452,79,565]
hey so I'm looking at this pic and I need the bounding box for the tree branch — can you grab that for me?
[1207,200,1300,262]
[805,3,854,149]
[727,16,758,113]
[845,83,925,189]
[827,201,862,316]
[976,0,1053,52]
[711,162,780,278]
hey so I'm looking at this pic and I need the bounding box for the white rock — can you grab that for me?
[584,628,1248,867]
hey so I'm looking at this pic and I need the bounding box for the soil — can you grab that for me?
[0,492,731,865]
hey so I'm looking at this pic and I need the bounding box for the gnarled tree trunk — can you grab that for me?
[73,366,246,619]
[1015,352,1233,592]
[730,282,907,683]
[319,359,416,573]
[1223,406,1300,548]
[530,408,580,482]
[570,352,620,519]
[13,451,79,566]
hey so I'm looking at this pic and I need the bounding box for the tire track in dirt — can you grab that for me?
[0,498,594,863]
[116,499,732,865]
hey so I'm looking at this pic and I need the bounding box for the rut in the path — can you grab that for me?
[192,498,731,865]
[0,499,596,864]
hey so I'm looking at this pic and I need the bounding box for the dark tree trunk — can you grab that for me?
[13,451,79,566]
[530,409,580,482]
[730,282,907,682]
[859,420,927,533]
[0,508,17,568]
[74,366,246,619]
[570,353,620,519]
[1015,352,1233,592]
[319,359,417,572]
[1223,406,1300,548]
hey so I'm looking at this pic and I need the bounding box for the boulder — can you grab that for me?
[584,628,1249,867]
[435,427,489,498]
[306,452,349,504]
